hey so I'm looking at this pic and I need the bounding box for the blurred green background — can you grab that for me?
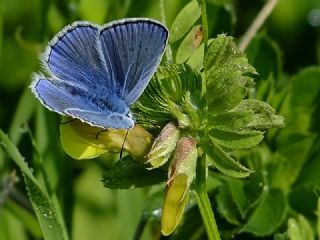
[0,0,320,239]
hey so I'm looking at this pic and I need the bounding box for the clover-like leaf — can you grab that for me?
[208,138,253,178]
[204,34,256,114]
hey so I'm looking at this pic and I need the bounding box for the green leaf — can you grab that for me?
[102,156,167,189]
[241,188,287,236]
[207,139,252,178]
[187,39,214,70]
[288,185,317,218]
[204,34,256,114]
[176,25,203,64]
[5,199,42,238]
[0,130,68,240]
[274,233,289,240]
[8,88,36,144]
[287,215,314,240]
[317,198,320,238]
[141,190,163,220]
[216,186,241,225]
[246,32,282,81]
[169,1,201,43]
[0,209,29,240]
[209,128,264,149]
[283,67,320,133]
[226,179,250,218]
[290,67,320,109]
[270,132,315,190]
[255,75,276,103]
[231,99,285,130]
[78,0,109,24]
[295,151,320,187]
[208,100,285,132]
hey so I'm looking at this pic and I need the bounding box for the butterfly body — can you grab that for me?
[31,18,168,129]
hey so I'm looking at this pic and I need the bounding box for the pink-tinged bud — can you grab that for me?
[146,122,180,169]
[161,137,198,236]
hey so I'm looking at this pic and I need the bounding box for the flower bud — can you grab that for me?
[161,137,198,236]
[146,122,180,169]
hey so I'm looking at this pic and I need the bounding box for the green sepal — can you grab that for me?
[133,64,204,130]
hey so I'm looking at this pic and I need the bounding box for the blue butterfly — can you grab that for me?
[31,18,168,129]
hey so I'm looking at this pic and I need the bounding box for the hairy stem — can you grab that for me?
[194,156,221,240]
[200,0,209,54]
[239,0,278,51]
[159,0,173,62]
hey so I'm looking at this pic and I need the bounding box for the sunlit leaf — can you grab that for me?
[169,1,201,43]
[187,39,214,70]
[287,215,314,240]
[176,25,203,64]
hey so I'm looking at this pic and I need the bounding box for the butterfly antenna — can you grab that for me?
[119,129,130,160]
[96,129,108,140]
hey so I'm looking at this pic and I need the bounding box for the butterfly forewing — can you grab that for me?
[99,19,168,105]
[45,22,112,90]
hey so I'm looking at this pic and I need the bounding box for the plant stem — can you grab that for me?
[195,155,221,240]
[239,0,278,51]
[200,0,209,54]
[0,0,4,62]
[159,0,173,63]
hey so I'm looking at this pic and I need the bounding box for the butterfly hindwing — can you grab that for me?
[66,109,134,129]
[31,75,90,114]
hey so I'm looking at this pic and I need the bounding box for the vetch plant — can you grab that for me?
[7,0,320,239]
[60,34,284,238]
